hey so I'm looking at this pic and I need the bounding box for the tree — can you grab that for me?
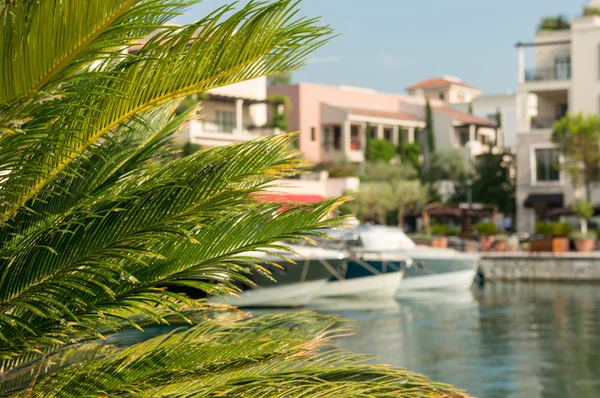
[361,161,419,182]
[0,1,464,396]
[424,149,467,182]
[552,113,600,201]
[268,94,290,131]
[452,150,516,214]
[267,71,292,86]
[366,138,397,162]
[391,180,428,228]
[425,98,436,153]
[399,142,422,173]
[182,142,202,157]
[537,15,571,32]
[342,183,395,225]
[572,200,594,235]
[468,102,473,115]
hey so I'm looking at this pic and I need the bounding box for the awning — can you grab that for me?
[523,194,564,209]
[256,194,326,203]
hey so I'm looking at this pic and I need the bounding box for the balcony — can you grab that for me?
[531,117,559,129]
[525,66,571,82]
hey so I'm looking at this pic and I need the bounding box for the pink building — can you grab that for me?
[268,83,496,165]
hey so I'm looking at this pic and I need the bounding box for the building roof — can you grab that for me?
[434,106,496,127]
[338,106,424,122]
[406,76,477,91]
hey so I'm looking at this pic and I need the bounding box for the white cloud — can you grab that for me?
[307,55,340,65]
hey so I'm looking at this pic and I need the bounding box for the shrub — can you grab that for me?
[536,221,572,237]
[431,224,460,236]
[537,15,571,32]
[366,138,397,162]
[474,222,498,236]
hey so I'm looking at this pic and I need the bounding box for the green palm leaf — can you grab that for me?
[0,1,466,397]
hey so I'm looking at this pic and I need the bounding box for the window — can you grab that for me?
[535,148,560,182]
[323,125,342,150]
[439,93,445,100]
[350,125,362,150]
[555,103,568,120]
[383,127,393,142]
[216,110,236,133]
[459,131,470,146]
[310,127,316,141]
[554,56,571,80]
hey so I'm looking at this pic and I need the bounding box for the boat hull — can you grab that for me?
[213,278,329,308]
[212,256,347,308]
[398,269,476,291]
[317,271,404,299]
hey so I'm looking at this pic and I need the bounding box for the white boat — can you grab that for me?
[314,251,409,299]
[210,245,348,308]
[327,226,478,292]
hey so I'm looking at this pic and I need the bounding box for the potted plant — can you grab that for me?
[530,221,572,253]
[430,224,450,249]
[571,200,596,252]
[493,234,508,252]
[474,222,497,252]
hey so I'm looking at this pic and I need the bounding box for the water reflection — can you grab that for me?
[308,283,600,398]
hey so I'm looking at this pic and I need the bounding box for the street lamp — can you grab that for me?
[466,178,473,209]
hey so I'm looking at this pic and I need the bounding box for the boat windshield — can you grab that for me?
[357,226,416,251]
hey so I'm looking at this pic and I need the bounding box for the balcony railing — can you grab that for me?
[531,117,559,129]
[525,67,571,82]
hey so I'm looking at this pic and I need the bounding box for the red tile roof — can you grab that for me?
[340,107,424,122]
[406,77,476,90]
[434,106,496,127]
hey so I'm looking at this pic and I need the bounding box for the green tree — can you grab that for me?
[537,15,571,32]
[362,161,419,182]
[390,180,428,228]
[424,149,467,182]
[343,183,395,224]
[572,200,594,235]
[425,98,436,152]
[399,142,422,173]
[366,138,397,162]
[267,71,292,86]
[0,1,464,396]
[182,142,202,157]
[468,102,473,115]
[452,150,516,214]
[552,113,600,201]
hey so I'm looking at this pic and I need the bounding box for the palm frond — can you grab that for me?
[13,313,466,398]
[0,0,333,223]
[0,0,191,104]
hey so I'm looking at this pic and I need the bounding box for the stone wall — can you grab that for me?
[480,253,600,281]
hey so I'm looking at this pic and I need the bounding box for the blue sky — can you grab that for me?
[179,0,583,95]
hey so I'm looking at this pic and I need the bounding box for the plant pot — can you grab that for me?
[431,237,448,249]
[530,237,569,253]
[463,241,477,252]
[479,236,494,252]
[493,240,507,252]
[574,238,595,252]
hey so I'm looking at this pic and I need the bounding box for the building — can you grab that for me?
[515,1,600,232]
[406,76,482,104]
[267,82,496,166]
[180,77,282,148]
[453,92,538,149]
[128,39,280,149]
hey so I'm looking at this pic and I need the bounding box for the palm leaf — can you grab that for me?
[0,0,332,222]
[11,313,466,398]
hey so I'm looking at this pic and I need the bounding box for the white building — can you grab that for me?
[516,1,600,232]
[453,92,537,149]
[182,77,281,148]
[406,76,482,104]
